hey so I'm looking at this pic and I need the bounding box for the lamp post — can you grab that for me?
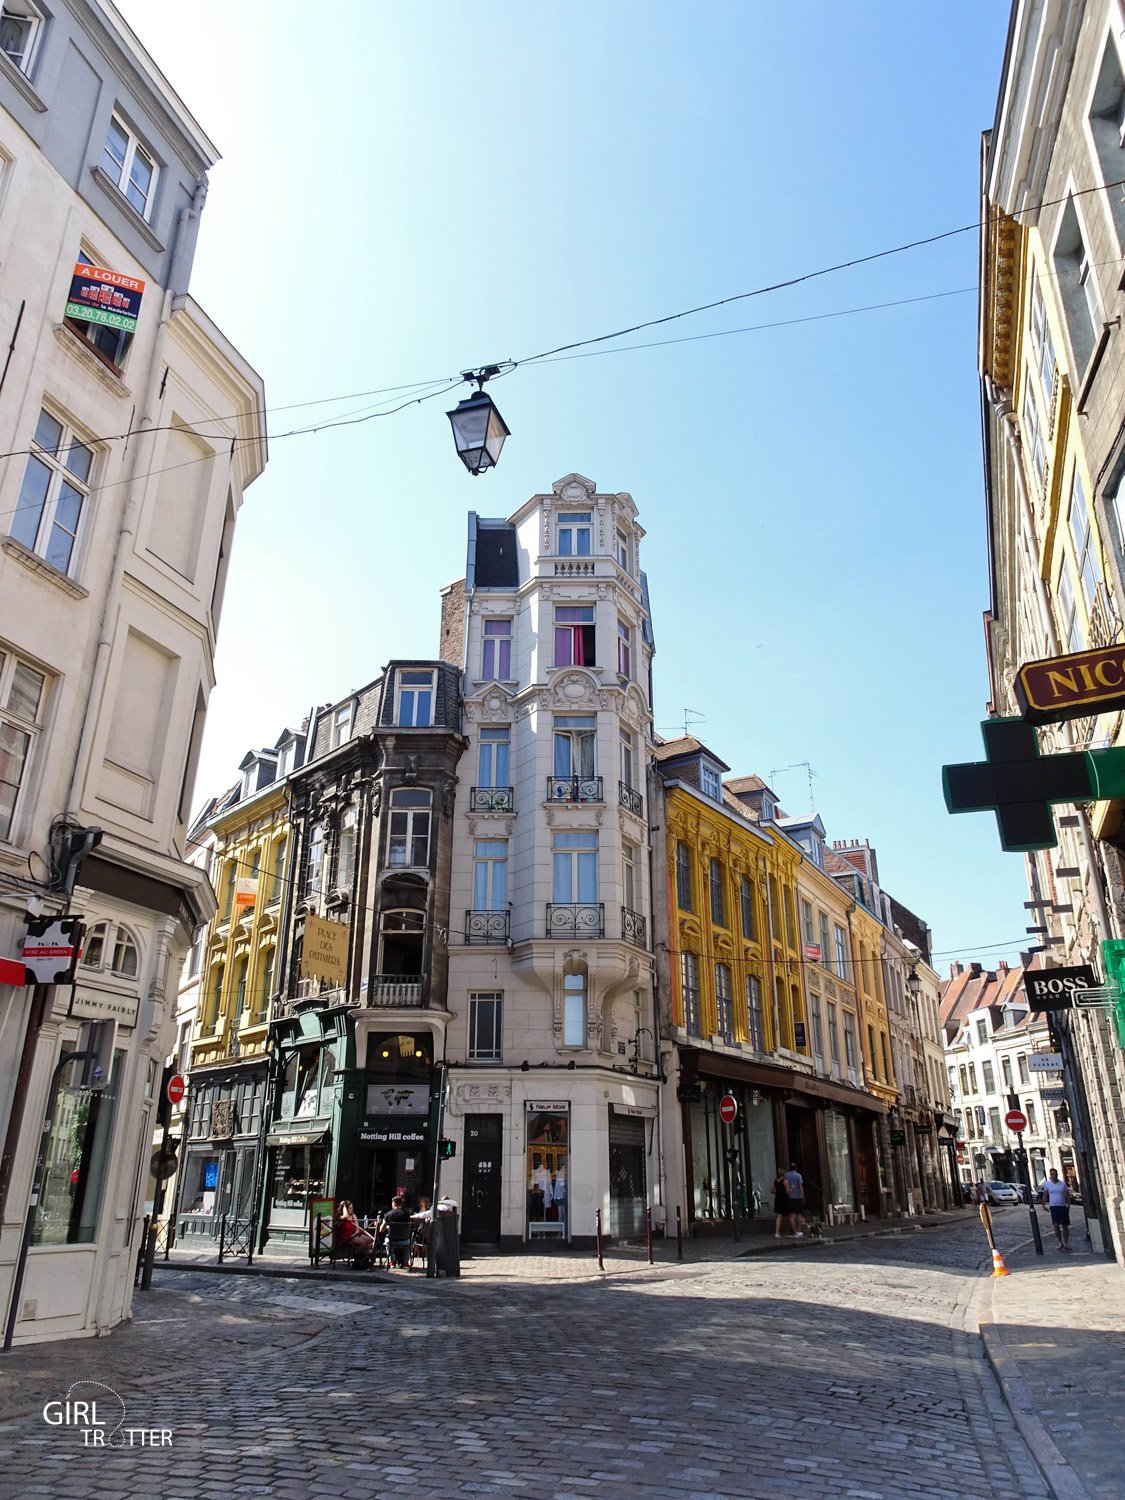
[447,366,510,475]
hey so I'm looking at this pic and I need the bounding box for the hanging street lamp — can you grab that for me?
[447,365,510,475]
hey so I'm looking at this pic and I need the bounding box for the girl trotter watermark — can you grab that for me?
[42,1381,172,1447]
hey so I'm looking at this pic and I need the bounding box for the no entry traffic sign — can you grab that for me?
[1005,1109,1027,1133]
[719,1093,738,1126]
[166,1073,186,1106]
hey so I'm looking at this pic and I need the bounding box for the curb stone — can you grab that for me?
[976,1274,1092,1500]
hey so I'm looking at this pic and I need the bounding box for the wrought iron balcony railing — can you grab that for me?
[547,775,602,804]
[621,905,647,949]
[618,780,644,819]
[366,975,424,1007]
[547,902,604,938]
[470,786,515,813]
[465,909,510,945]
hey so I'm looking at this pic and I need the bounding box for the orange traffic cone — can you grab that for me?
[990,1246,1010,1277]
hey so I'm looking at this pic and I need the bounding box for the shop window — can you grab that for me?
[367,1031,432,1081]
[281,1043,329,1120]
[527,1109,568,1236]
[271,1143,326,1213]
[32,1048,121,1245]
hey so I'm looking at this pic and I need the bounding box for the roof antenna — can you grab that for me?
[682,708,705,739]
[769,761,818,813]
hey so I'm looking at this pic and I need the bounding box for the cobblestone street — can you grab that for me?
[0,1215,1115,1500]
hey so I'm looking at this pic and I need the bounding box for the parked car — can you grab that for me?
[986,1181,1021,1205]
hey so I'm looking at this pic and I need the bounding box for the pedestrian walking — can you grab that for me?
[1038,1168,1072,1251]
[784,1162,806,1238]
[772,1168,790,1239]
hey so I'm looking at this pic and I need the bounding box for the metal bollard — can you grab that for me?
[676,1204,683,1262]
[135,1213,151,1286]
[646,1206,654,1265]
[218,1213,227,1264]
[595,1207,604,1271]
[247,1219,255,1268]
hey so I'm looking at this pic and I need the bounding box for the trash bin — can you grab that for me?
[430,1207,460,1278]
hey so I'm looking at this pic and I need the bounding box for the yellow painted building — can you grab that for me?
[178,739,300,1239]
[654,747,885,1224]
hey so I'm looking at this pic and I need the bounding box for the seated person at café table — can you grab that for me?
[383,1193,413,1268]
[333,1200,377,1264]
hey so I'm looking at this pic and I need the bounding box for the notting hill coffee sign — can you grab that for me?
[1015,645,1125,724]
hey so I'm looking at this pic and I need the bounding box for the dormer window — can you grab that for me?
[615,527,630,572]
[277,741,295,777]
[396,670,434,726]
[557,512,591,557]
[332,703,352,748]
[700,764,722,801]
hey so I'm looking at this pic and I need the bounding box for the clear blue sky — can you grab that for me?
[118,0,1027,973]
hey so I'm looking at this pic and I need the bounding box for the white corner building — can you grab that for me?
[438,474,659,1247]
[0,0,265,1342]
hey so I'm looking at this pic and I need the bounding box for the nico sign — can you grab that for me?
[65,261,144,333]
[1015,645,1125,725]
[1024,965,1099,1011]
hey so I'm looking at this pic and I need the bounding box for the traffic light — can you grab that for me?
[438,1138,456,1159]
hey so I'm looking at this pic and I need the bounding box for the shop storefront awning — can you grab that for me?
[266,1121,331,1148]
[689,1049,887,1115]
[266,1130,329,1148]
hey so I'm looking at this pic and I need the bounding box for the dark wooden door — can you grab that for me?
[461,1114,503,1245]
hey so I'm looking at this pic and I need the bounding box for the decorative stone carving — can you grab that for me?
[442,780,456,818]
[555,672,595,706]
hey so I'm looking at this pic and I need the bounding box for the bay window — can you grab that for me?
[387,788,431,868]
[554,605,595,668]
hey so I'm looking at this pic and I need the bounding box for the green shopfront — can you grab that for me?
[263,1001,440,1247]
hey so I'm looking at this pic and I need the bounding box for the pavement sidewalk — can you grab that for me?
[978,1212,1125,1500]
[151,1205,976,1283]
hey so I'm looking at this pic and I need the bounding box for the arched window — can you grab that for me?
[80,920,138,977]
